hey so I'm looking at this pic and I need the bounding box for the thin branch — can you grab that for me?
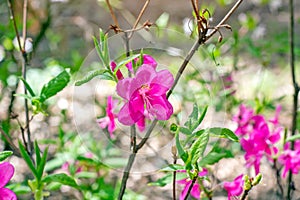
[128,0,150,39]
[0,127,21,157]
[287,0,299,198]
[7,0,23,53]
[106,0,119,28]
[183,177,197,200]
[206,0,244,41]
[22,0,28,49]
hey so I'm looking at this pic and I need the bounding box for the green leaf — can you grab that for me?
[18,77,36,97]
[189,131,209,165]
[0,151,13,161]
[34,141,41,167]
[209,128,239,142]
[37,147,48,180]
[18,141,38,178]
[75,69,107,86]
[148,174,172,187]
[199,152,227,167]
[113,54,140,75]
[160,164,185,172]
[175,132,188,162]
[93,36,105,66]
[14,93,32,100]
[286,134,300,142]
[179,127,192,135]
[184,103,198,130]
[40,70,70,102]
[196,105,208,129]
[42,173,78,188]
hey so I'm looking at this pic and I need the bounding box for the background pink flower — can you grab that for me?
[223,174,244,200]
[0,162,17,200]
[97,96,116,138]
[125,54,157,72]
[117,64,174,125]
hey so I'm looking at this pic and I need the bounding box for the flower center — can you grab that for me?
[139,84,150,96]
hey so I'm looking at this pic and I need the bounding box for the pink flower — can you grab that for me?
[177,169,208,200]
[125,54,157,72]
[233,104,254,136]
[110,61,124,80]
[116,64,174,125]
[97,96,116,138]
[223,174,244,200]
[0,162,17,200]
[278,140,300,178]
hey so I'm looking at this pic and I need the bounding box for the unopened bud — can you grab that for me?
[252,173,262,186]
[170,123,178,132]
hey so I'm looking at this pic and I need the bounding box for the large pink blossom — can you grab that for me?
[223,174,244,200]
[97,96,116,138]
[0,162,17,200]
[177,169,208,200]
[278,140,300,178]
[116,64,174,125]
[233,104,254,136]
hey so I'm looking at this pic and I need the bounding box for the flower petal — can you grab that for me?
[116,78,133,100]
[151,69,174,89]
[0,188,17,200]
[118,103,135,125]
[0,162,14,188]
[148,95,173,120]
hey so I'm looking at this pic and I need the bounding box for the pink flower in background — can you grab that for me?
[125,54,157,72]
[223,174,244,200]
[177,169,208,200]
[117,64,174,125]
[233,104,254,136]
[110,61,124,80]
[278,140,300,178]
[97,96,116,138]
[0,162,17,200]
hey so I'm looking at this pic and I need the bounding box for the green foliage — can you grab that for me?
[0,151,13,161]
[42,173,78,188]
[17,70,70,114]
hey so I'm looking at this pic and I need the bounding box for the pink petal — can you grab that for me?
[143,55,157,68]
[118,102,135,125]
[134,65,157,86]
[97,117,109,129]
[110,61,124,80]
[151,69,174,90]
[116,78,133,100]
[0,162,14,188]
[148,95,173,120]
[179,180,191,200]
[0,188,17,200]
[190,183,201,199]
[137,117,145,132]
[128,92,145,122]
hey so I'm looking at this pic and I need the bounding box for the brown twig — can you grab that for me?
[287,0,299,199]
[106,0,119,30]
[0,127,21,157]
[22,0,28,49]
[128,0,150,39]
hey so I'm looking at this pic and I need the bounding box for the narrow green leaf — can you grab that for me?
[148,174,172,187]
[40,70,70,102]
[18,77,36,97]
[160,164,185,172]
[286,134,300,142]
[175,132,188,162]
[195,105,208,129]
[34,141,41,167]
[18,141,38,178]
[184,103,198,130]
[42,173,78,188]
[0,151,13,161]
[189,131,209,165]
[37,147,48,180]
[199,152,227,167]
[114,54,140,75]
[14,93,32,100]
[179,127,192,135]
[75,69,107,86]
[209,128,239,142]
[93,36,106,67]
